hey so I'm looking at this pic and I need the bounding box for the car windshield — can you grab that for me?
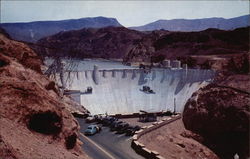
[87,126,93,129]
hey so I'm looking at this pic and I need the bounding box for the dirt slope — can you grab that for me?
[138,119,219,159]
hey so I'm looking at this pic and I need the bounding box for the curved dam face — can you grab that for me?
[62,68,215,115]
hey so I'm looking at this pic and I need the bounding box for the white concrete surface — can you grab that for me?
[60,68,215,115]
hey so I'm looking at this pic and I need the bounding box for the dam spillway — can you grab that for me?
[60,67,215,115]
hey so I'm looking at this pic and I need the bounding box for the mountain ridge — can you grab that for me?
[130,14,250,31]
[1,15,249,43]
[0,16,122,42]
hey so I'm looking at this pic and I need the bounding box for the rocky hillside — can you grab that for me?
[0,30,89,158]
[35,26,249,65]
[130,14,250,31]
[0,16,122,42]
[152,27,249,59]
[36,27,144,59]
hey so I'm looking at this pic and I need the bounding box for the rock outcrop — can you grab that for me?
[183,84,250,159]
[0,30,89,158]
[0,31,42,73]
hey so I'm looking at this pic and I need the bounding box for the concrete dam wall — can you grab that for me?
[61,68,215,115]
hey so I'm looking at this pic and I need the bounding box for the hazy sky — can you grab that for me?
[1,1,249,27]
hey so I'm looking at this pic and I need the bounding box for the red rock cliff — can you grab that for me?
[0,31,89,159]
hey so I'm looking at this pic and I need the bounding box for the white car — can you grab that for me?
[84,125,101,135]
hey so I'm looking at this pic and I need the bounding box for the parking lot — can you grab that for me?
[76,117,144,159]
[75,112,174,159]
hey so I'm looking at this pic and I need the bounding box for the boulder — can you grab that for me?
[183,84,250,159]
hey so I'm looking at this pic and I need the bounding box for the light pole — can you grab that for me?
[174,97,176,114]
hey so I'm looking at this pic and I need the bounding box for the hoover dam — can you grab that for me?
[56,60,215,115]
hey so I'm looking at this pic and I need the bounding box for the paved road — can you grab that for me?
[76,118,145,159]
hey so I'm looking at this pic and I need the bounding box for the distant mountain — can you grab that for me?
[0,17,122,42]
[130,15,250,31]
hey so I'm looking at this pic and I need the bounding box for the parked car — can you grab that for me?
[84,125,101,135]
[116,123,130,134]
[95,114,106,124]
[71,111,86,118]
[110,121,123,131]
[85,115,96,123]
[110,121,125,131]
[164,110,173,116]
[83,113,90,118]
[139,113,157,122]
[102,116,117,126]
[125,125,141,136]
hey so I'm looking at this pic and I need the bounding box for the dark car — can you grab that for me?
[125,125,141,136]
[164,110,173,116]
[139,113,157,122]
[111,121,125,131]
[94,115,105,124]
[116,123,130,134]
[110,121,123,131]
[102,116,117,126]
